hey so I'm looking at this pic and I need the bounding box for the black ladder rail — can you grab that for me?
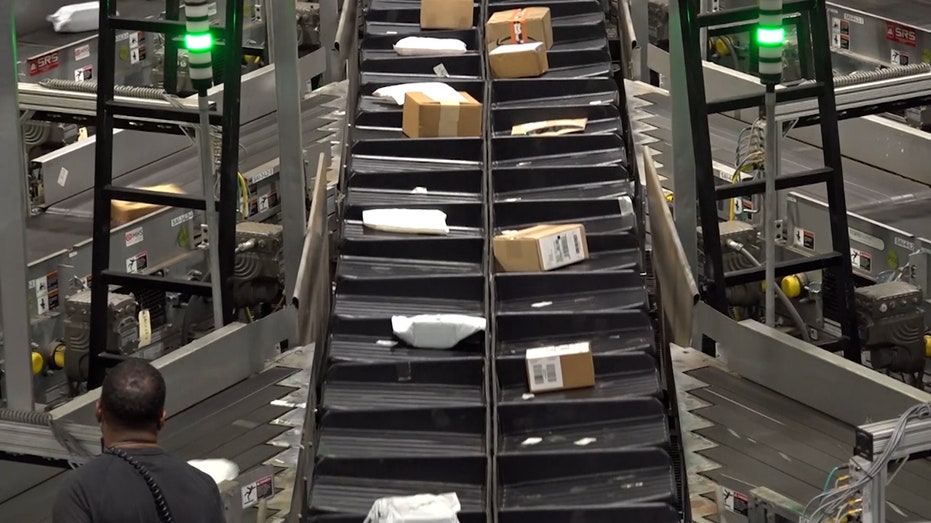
[675,0,860,362]
[88,0,245,388]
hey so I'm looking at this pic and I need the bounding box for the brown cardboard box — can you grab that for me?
[485,7,553,51]
[493,223,589,272]
[488,41,548,79]
[421,0,474,29]
[111,184,185,227]
[525,342,595,393]
[402,91,483,138]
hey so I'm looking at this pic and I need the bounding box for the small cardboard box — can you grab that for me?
[421,0,474,29]
[402,91,483,138]
[486,7,553,51]
[111,184,185,227]
[526,342,596,393]
[488,42,548,79]
[493,223,589,272]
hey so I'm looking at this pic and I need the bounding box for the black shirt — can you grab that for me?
[52,447,225,523]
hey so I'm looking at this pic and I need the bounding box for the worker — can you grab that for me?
[52,359,225,522]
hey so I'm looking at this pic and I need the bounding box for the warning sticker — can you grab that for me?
[892,49,910,66]
[793,227,815,250]
[241,475,274,508]
[851,248,872,273]
[126,252,148,273]
[887,22,917,47]
[722,487,750,517]
[74,65,93,82]
[31,271,60,316]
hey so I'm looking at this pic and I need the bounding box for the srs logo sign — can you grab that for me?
[886,22,918,47]
[27,52,60,76]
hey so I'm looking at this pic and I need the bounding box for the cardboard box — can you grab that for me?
[493,223,589,272]
[486,7,553,51]
[402,91,482,138]
[525,342,595,393]
[111,184,185,227]
[488,42,548,79]
[421,0,473,29]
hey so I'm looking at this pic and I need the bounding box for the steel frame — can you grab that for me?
[88,0,246,387]
[1,0,35,410]
[670,0,860,360]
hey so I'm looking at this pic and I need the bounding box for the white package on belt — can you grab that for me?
[187,459,239,485]
[372,82,461,105]
[364,493,461,523]
[47,2,100,33]
[394,37,468,56]
[392,314,487,349]
[362,209,450,235]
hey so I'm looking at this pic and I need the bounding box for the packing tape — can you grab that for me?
[438,99,460,137]
[509,8,527,44]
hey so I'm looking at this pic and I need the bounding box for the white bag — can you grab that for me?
[47,2,100,33]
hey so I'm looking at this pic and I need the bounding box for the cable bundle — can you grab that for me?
[802,402,931,522]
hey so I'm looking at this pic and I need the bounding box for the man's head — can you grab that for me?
[96,360,167,436]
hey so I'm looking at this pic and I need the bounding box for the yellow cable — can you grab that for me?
[245,308,254,322]
[237,172,249,217]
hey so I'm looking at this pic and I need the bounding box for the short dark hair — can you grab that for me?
[100,359,166,430]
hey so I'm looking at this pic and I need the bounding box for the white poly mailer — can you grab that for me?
[362,208,450,235]
[364,493,461,523]
[394,37,468,56]
[392,314,487,349]
[48,2,100,33]
[372,82,462,105]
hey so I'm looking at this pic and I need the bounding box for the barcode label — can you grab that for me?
[539,227,587,270]
[526,355,563,392]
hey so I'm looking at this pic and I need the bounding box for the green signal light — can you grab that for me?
[185,33,213,52]
[756,27,786,47]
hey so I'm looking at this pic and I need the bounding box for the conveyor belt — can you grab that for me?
[632,88,931,239]
[311,0,686,519]
[16,0,165,58]
[685,364,931,521]
[0,364,300,521]
[25,95,338,263]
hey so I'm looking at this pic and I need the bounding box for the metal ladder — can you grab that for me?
[88,0,246,387]
[674,0,861,361]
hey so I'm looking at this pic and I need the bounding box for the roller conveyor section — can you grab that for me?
[497,399,670,453]
[495,312,656,357]
[495,272,648,313]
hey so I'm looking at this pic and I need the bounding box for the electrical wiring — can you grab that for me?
[237,172,250,217]
[803,402,931,522]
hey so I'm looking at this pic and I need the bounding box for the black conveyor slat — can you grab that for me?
[311,0,686,519]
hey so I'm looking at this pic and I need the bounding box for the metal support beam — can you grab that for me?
[698,302,931,427]
[668,0,700,278]
[629,0,650,81]
[0,0,35,410]
[268,0,308,299]
[319,0,340,82]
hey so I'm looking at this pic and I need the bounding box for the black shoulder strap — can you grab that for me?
[103,447,175,523]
